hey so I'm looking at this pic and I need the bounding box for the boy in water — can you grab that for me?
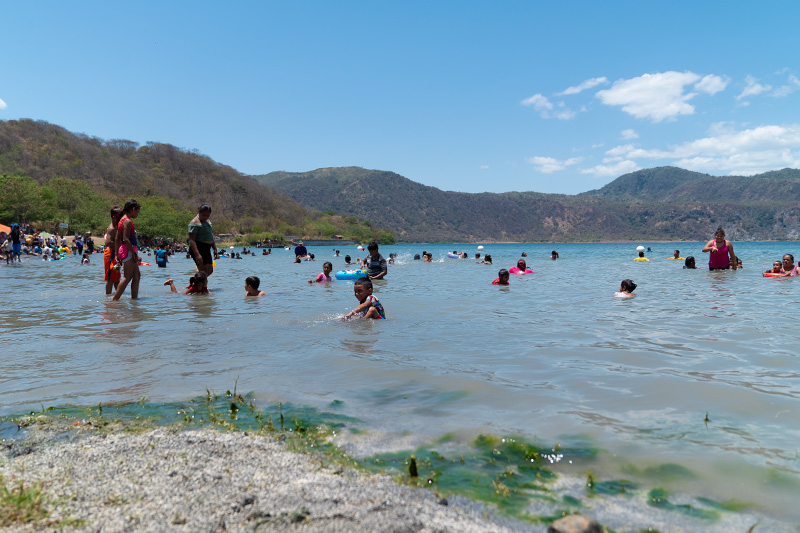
[343,277,385,319]
[245,276,265,297]
[155,244,169,268]
[492,269,510,285]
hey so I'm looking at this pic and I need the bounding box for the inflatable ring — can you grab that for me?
[509,267,533,274]
[335,269,367,280]
[763,272,785,277]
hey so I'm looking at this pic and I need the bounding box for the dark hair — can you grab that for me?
[517,259,527,269]
[783,253,794,262]
[122,199,141,213]
[715,227,725,238]
[685,256,695,267]
[367,241,378,252]
[498,269,509,277]
[354,277,373,290]
[309,253,315,260]
[189,271,208,287]
[475,253,480,259]
[638,251,645,257]
[414,254,420,260]
[323,261,333,269]
[110,205,123,224]
[621,279,637,292]
[245,276,260,289]
[345,255,351,262]
[198,204,212,214]
[484,254,492,263]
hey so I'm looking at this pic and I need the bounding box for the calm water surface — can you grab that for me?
[2,241,799,523]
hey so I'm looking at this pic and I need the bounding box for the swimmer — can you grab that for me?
[164,271,209,295]
[245,276,266,296]
[345,255,352,265]
[475,253,481,260]
[764,260,782,276]
[780,254,798,276]
[342,277,385,319]
[309,261,334,283]
[509,259,533,274]
[521,252,527,257]
[414,254,421,260]
[634,251,649,262]
[551,250,559,260]
[683,256,697,269]
[667,250,684,260]
[482,254,493,265]
[614,279,636,299]
[492,269,510,285]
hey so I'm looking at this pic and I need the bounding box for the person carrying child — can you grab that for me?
[343,277,385,319]
[164,272,209,295]
[309,261,334,283]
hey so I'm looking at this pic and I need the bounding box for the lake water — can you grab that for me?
[2,241,799,528]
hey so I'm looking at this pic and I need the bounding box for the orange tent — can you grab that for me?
[0,224,10,234]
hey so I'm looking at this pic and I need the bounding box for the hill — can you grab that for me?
[254,166,800,242]
[0,120,393,242]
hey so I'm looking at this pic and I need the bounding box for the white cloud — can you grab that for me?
[737,75,771,100]
[521,93,552,111]
[527,156,583,173]
[620,129,639,140]
[595,71,709,122]
[603,124,800,175]
[521,94,577,120]
[580,160,640,177]
[0,97,6,110]
[694,74,729,95]
[558,77,608,96]
[771,74,800,98]
[480,165,489,169]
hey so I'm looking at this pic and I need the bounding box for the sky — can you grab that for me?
[2,1,800,195]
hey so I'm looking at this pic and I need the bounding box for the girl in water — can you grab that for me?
[112,200,141,300]
[509,259,533,274]
[702,227,737,271]
[164,272,209,295]
[614,279,637,299]
[309,261,334,283]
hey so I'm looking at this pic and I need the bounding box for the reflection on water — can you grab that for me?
[2,242,800,520]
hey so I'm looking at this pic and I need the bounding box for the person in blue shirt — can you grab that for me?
[155,244,169,268]
[294,241,307,259]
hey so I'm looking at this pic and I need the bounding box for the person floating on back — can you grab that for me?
[245,276,265,297]
[342,277,385,319]
[164,272,209,295]
[492,269,510,285]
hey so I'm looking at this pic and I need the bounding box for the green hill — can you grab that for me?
[0,120,394,242]
[254,166,800,242]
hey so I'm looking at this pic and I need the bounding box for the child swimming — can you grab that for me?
[492,269,510,285]
[245,275,266,297]
[309,262,334,283]
[342,277,385,319]
[164,272,209,295]
[614,279,636,298]
[683,256,697,269]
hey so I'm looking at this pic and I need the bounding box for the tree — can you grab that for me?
[0,174,52,223]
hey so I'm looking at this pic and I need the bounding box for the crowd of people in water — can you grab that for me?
[4,203,799,316]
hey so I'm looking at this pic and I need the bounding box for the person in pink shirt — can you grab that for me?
[702,227,737,271]
[309,261,334,283]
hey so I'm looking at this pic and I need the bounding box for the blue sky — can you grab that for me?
[2,2,800,194]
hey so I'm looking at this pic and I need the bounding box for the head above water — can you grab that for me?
[685,256,696,268]
[189,271,208,288]
[245,276,260,290]
[517,259,527,269]
[620,279,637,292]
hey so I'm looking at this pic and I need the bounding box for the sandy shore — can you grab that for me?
[1,427,535,532]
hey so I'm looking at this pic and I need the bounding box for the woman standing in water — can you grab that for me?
[112,200,142,300]
[188,204,218,278]
[104,205,123,295]
[702,227,737,271]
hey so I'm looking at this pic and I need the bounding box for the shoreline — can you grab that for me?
[1,426,534,532]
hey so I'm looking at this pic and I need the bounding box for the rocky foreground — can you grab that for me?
[1,427,599,532]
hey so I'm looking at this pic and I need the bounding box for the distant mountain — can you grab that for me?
[253,166,800,242]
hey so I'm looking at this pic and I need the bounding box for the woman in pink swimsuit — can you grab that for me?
[702,227,737,271]
[112,200,142,300]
